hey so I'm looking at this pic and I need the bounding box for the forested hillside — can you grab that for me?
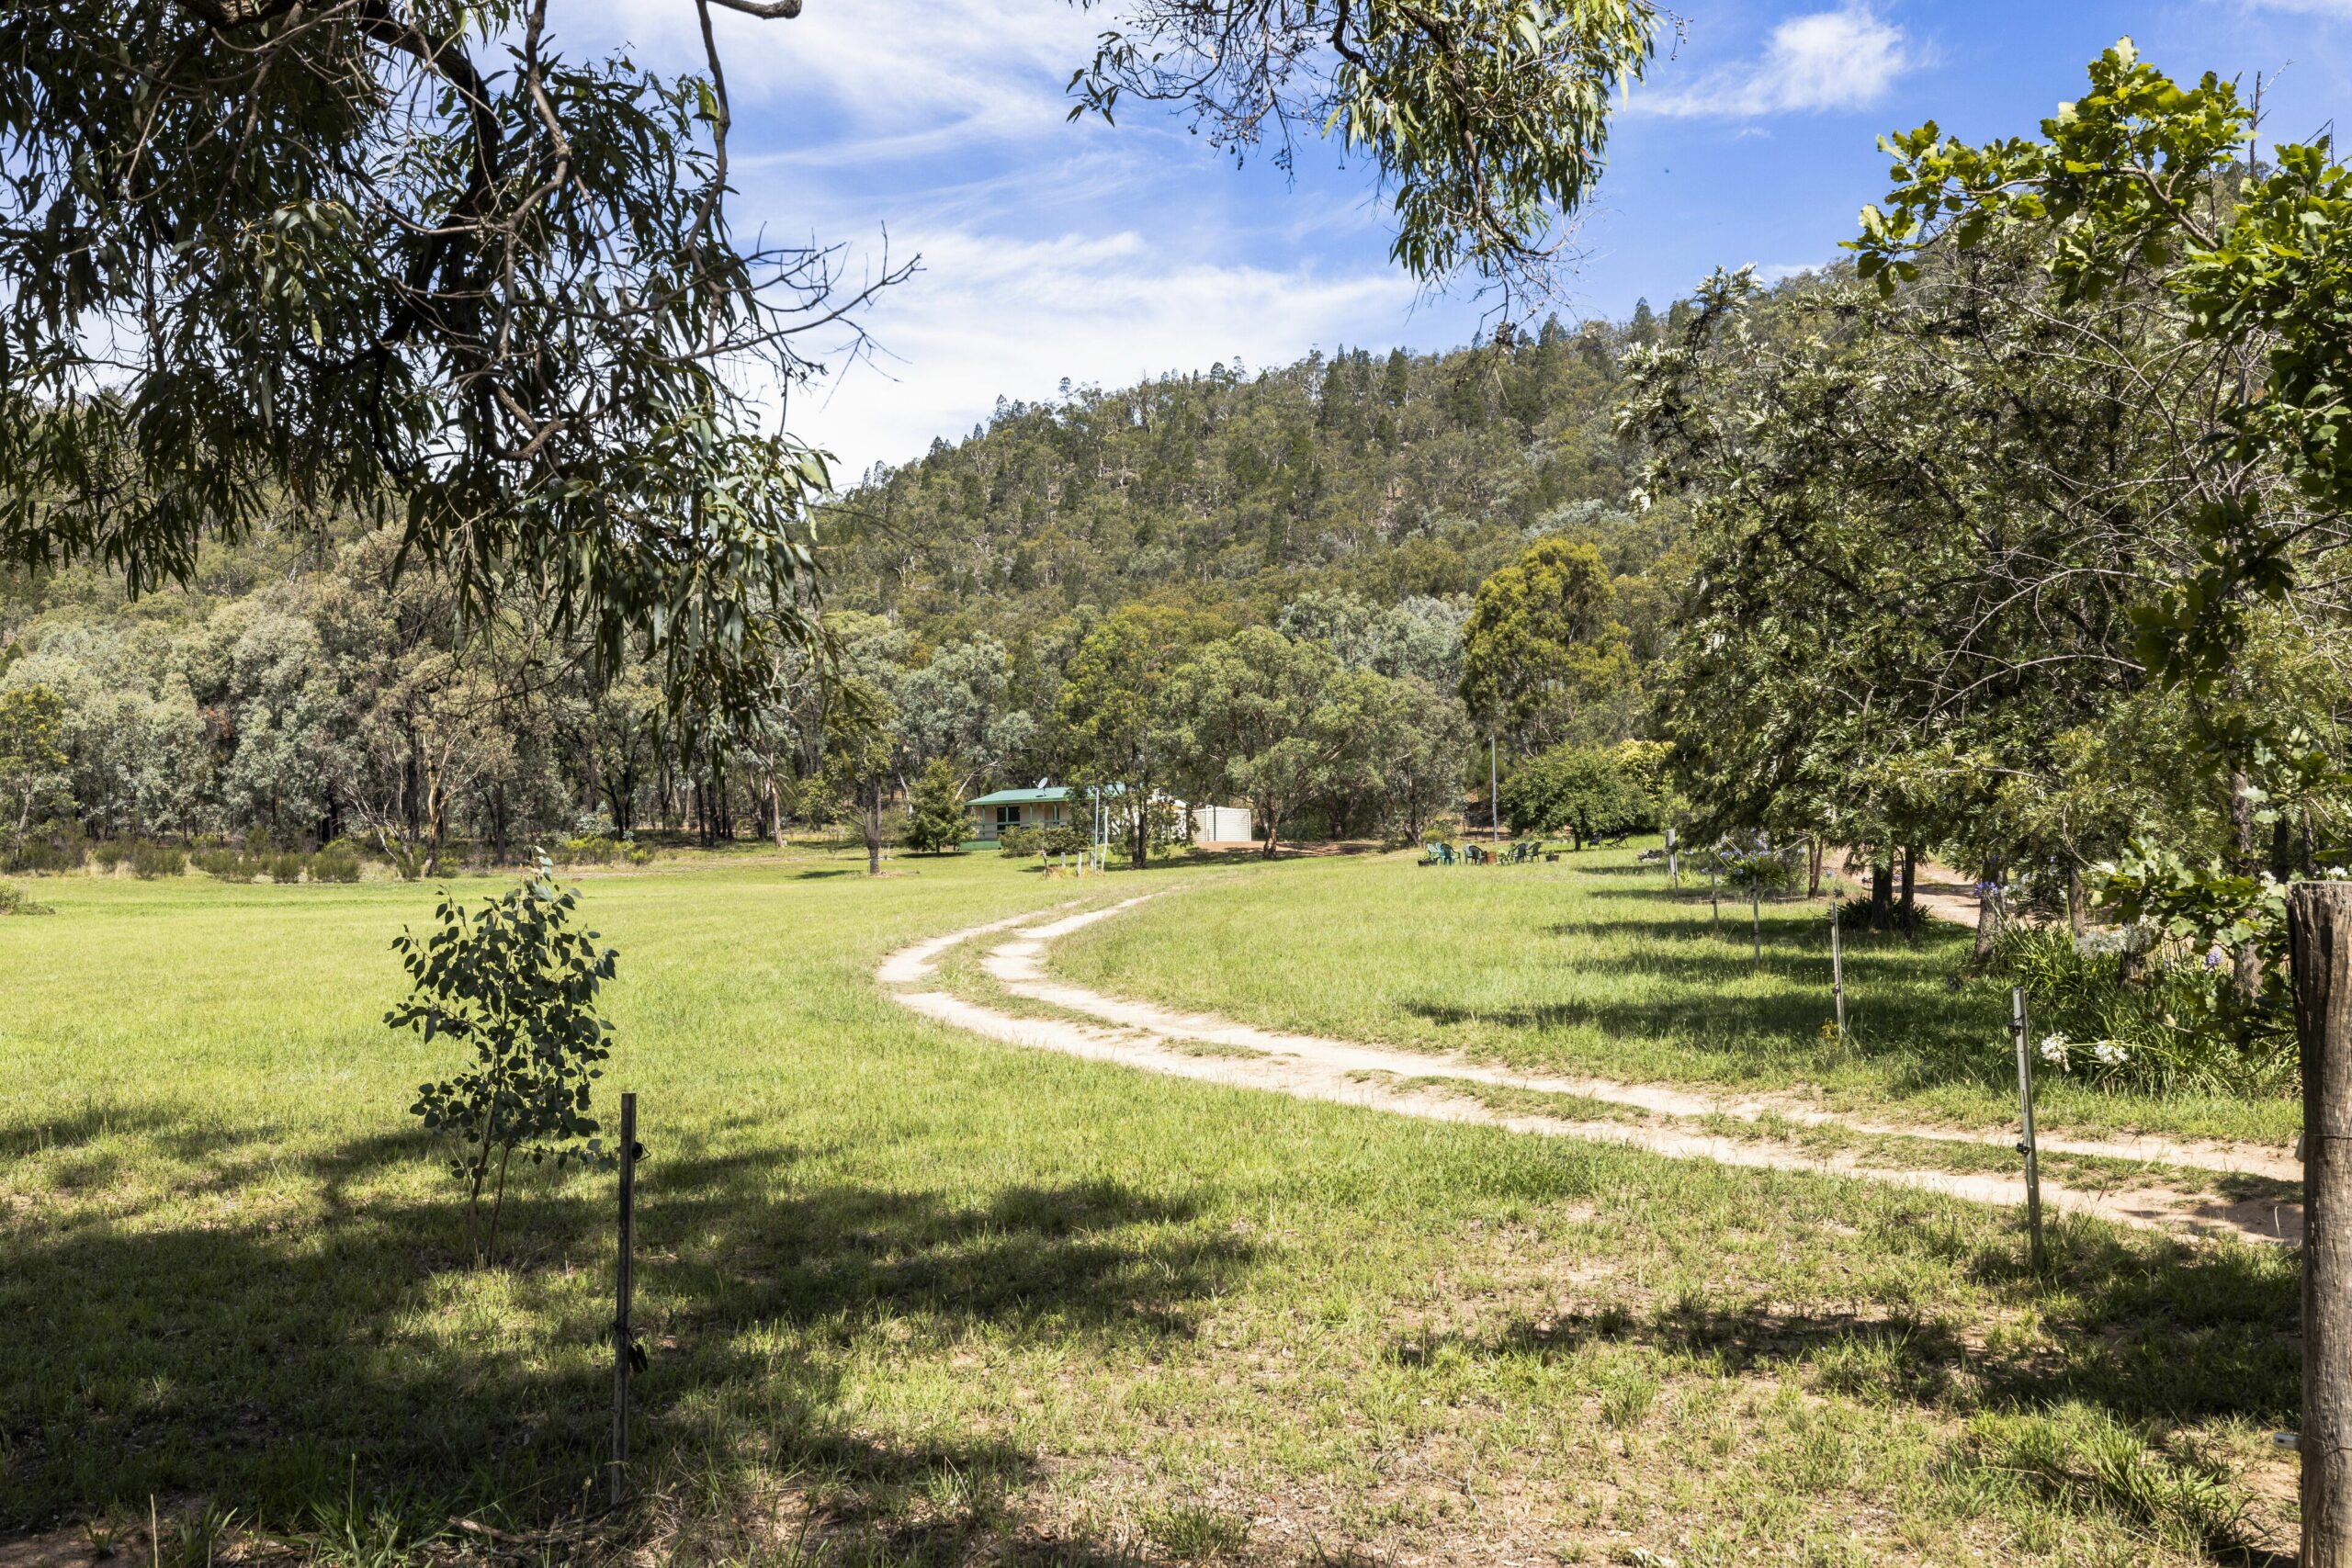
[819,314,1680,640]
[0,310,1690,871]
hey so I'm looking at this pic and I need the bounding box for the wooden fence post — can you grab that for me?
[610,1092,638,1509]
[2293,884,2352,1568]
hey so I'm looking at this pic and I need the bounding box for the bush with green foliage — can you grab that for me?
[0,882,54,916]
[2,821,85,874]
[555,835,619,867]
[266,852,306,884]
[1500,744,1656,846]
[1996,924,2294,1098]
[130,842,184,879]
[903,761,969,855]
[91,838,132,872]
[311,847,363,884]
[998,824,1041,858]
[390,855,620,1261]
[193,848,262,881]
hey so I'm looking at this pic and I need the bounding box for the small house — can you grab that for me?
[967,784,1077,841]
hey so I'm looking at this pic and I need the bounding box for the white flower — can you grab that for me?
[2039,1034,2072,1070]
[2092,1041,2129,1068]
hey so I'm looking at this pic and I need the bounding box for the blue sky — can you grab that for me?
[565,0,2352,476]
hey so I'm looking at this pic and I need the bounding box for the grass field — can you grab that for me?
[0,844,2306,1566]
[1051,846,2303,1147]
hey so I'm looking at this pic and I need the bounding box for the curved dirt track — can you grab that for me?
[881,891,2302,1246]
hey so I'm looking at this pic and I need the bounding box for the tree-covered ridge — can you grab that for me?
[0,311,1690,869]
[815,318,1683,648]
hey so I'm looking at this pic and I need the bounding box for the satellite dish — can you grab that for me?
[1035,778,1048,789]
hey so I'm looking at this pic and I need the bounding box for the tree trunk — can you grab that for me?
[865,785,882,875]
[1870,862,1893,932]
[1807,838,1823,899]
[1898,847,1917,937]
[2292,883,2352,1568]
[1973,855,2006,963]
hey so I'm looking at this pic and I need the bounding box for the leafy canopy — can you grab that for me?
[2,0,1660,713]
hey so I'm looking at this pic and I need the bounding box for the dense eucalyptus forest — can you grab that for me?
[0,312,1688,871]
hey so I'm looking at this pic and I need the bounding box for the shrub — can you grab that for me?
[998,824,1040,858]
[390,854,620,1261]
[91,838,134,872]
[0,882,55,916]
[194,848,262,881]
[557,835,618,867]
[5,828,85,874]
[266,851,306,884]
[623,841,654,866]
[130,842,184,879]
[1995,925,2292,1097]
[311,847,363,883]
[1500,744,1657,845]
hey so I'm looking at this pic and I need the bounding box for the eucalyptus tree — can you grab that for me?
[1458,535,1632,753]
[2,0,1659,719]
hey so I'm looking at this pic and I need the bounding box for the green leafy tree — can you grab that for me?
[1060,606,1210,868]
[902,759,968,855]
[390,854,618,1262]
[820,676,898,876]
[1076,0,1657,299]
[1162,628,1359,858]
[2,0,1655,713]
[1460,536,1633,752]
[0,685,67,834]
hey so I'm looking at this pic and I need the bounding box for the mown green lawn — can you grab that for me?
[0,845,2305,1566]
[1052,844,2302,1146]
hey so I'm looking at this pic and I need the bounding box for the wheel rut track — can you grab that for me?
[880,889,2302,1246]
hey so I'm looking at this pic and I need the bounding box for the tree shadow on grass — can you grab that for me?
[1382,1214,2298,1514]
[0,1121,1256,1537]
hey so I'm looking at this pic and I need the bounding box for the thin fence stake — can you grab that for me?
[2008,989,2046,1272]
[1831,906,1847,1044]
[1710,874,1720,936]
[610,1092,638,1508]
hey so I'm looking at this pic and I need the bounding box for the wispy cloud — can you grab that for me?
[1634,6,1915,118]
[556,0,1098,152]
[2211,0,2352,13]
[784,228,1419,478]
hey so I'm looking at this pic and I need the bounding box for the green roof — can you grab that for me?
[967,785,1075,807]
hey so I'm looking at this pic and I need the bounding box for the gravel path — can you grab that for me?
[881,893,2301,1246]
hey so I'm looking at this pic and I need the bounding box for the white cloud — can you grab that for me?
[782,226,1420,477]
[2219,0,2352,12]
[1634,6,1914,118]
[556,0,1098,153]
[545,0,1458,477]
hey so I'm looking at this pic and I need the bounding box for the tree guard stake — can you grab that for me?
[1831,905,1846,1044]
[610,1092,639,1508]
[2008,988,2045,1272]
